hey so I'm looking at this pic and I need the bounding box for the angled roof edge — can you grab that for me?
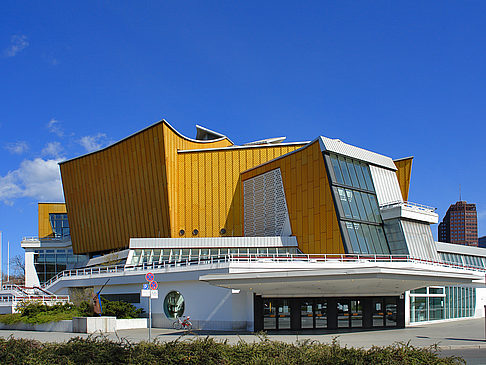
[393,156,414,162]
[319,136,397,171]
[243,137,287,145]
[195,124,233,143]
[59,119,233,165]
[240,138,319,176]
[178,141,309,154]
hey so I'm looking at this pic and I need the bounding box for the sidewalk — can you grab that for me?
[0,317,485,349]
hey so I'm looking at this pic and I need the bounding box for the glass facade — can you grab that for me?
[49,213,70,238]
[34,248,86,283]
[128,247,301,266]
[439,252,486,269]
[410,286,476,323]
[326,153,390,255]
[261,296,399,331]
[262,299,291,330]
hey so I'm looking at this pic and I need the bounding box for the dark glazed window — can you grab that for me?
[346,159,360,188]
[326,153,390,255]
[49,213,70,238]
[338,156,352,186]
[330,156,344,185]
[163,291,185,319]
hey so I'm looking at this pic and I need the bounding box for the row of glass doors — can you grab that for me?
[262,297,398,330]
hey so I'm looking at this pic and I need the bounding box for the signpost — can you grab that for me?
[142,273,158,342]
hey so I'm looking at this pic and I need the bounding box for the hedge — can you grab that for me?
[0,335,464,364]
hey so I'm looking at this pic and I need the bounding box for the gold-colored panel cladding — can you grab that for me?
[38,203,66,239]
[241,141,345,255]
[60,121,233,254]
[174,144,304,238]
[394,157,413,201]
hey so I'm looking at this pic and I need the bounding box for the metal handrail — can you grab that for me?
[41,253,486,289]
[0,294,69,303]
[22,236,65,242]
[380,201,436,212]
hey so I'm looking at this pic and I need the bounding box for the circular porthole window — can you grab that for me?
[163,291,185,319]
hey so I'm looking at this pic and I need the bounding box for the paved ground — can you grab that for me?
[0,318,485,362]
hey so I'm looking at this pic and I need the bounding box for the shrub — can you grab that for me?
[0,298,143,325]
[0,313,21,325]
[0,336,465,364]
[100,298,144,319]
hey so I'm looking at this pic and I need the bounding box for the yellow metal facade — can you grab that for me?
[175,144,304,238]
[241,141,345,255]
[161,123,234,237]
[38,203,66,238]
[60,120,304,254]
[394,157,413,201]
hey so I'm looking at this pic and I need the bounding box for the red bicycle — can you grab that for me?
[172,316,192,330]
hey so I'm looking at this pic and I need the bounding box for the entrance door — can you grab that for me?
[350,300,362,328]
[315,300,327,329]
[337,300,351,328]
[277,299,291,329]
[372,298,385,327]
[385,297,397,327]
[263,299,277,330]
[300,300,314,329]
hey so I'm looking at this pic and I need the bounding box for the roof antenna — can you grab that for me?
[459,184,461,202]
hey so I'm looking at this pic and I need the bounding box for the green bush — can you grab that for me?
[12,301,84,324]
[100,297,144,319]
[0,298,144,325]
[0,313,21,324]
[0,336,465,364]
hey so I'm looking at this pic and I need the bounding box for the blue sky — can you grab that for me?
[1,1,485,266]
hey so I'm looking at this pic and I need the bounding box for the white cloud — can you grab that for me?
[79,133,108,152]
[41,142,63,159]
[0,158,64,204]
[5,141,29,154]
[47,119,64,137]
[3,35,29,58]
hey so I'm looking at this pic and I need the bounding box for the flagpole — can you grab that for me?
[7,241,9,283]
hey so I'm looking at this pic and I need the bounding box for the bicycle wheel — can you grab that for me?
[172,321,182,330]
[185,322,192,330]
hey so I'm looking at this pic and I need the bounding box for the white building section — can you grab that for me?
[369,165,403,206]
[319,136,397,171]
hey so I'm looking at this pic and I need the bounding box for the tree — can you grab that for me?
[7,254,25,285]
[10,254,25,276]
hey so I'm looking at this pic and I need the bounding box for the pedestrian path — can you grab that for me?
[0,317,484,350]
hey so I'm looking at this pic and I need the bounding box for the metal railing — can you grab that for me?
[0,293,69,304]
[380,201,436,213]
[22,236,67,242]
[41,253,486,289]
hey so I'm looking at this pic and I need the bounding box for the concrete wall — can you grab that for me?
[25,250,40,288]
[56,269,255,331]
[0,320,72,332]
[116,318,147,330]
[145,278,254,331]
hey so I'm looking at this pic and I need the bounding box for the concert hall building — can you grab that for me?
[21,120,486,331]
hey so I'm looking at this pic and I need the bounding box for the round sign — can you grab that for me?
[145,272,154,282]
[150,281,158,290]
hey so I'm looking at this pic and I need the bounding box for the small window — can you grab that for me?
[163,291,185,319]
